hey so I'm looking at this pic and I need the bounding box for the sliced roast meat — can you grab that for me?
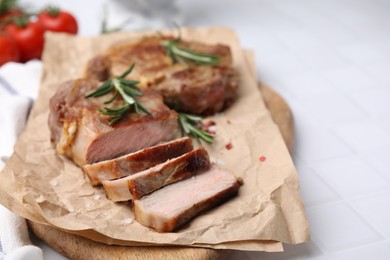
[83,137,193,186]
[133,166,240,232]
[102,147,210,201]
[49,78,179,167]
[84,36,238,115]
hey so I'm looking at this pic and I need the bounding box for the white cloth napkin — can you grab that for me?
[104,0,182,31]
[0,61,44,260]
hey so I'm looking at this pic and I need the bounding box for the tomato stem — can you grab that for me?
[0,0,17,15]
[13,15,29,28]
[46,5,60,17]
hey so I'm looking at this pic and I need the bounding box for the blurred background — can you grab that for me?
[1,0,390,259]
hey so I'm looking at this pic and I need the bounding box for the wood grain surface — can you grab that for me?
[260,84,294,154]
[28,85,294,260]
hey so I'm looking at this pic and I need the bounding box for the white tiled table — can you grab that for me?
[15,0,390,259]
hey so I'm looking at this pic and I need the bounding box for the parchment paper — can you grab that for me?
[0,27,309,251]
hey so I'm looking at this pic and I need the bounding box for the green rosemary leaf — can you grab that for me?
[103,90,119,104]
[121,92,136,105]
[113,79,136,105]
[85,81,113,98]
[119,63,135,79]
[179,114,190,134]
[187,124,214,144]
[139,102,150,114]
[101,104,132,125]
[178,113,215,144]
[121,79,140,86]
[134,102,150,115]
[182,113,203,122]
[85,63,150,124]
[123,86,142,97]
[171,45,220,65]
[161,38,220,66]
[161,40,177,63]
[108,115,126,125]
[99,104,130,115]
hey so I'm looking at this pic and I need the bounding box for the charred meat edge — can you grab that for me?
[102,147,210,201]
[133,166,240,232]
[83,137,193,186]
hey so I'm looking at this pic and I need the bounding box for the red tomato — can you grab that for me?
[0,32,20,66]
[38,8,78,34]
[6,21,45,62]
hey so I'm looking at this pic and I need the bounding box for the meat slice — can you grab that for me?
[133,166,240,232]
[83,137,193,186]
[49,78,179,167]
[84,36,238,115]
[102,147,210,201]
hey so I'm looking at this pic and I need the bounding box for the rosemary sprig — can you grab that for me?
[85,64,149,125]
[178,113,215,144]
[160,38,220,66]
[100,4,132,34]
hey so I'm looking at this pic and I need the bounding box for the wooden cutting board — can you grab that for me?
[28,84,294,260]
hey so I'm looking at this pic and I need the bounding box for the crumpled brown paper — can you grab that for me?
[0,27,309,251]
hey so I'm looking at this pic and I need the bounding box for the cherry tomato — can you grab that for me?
[6,20,45,62]
[0,32,20,66]
[38,7,78,34]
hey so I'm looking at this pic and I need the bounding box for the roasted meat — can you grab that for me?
[102,147,210,201]
[133,166,240,232]
[83,137,193,186]
[49,79,179,167]
[84,36,238,115]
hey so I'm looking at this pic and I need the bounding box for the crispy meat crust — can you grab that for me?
[84,36,238,115]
